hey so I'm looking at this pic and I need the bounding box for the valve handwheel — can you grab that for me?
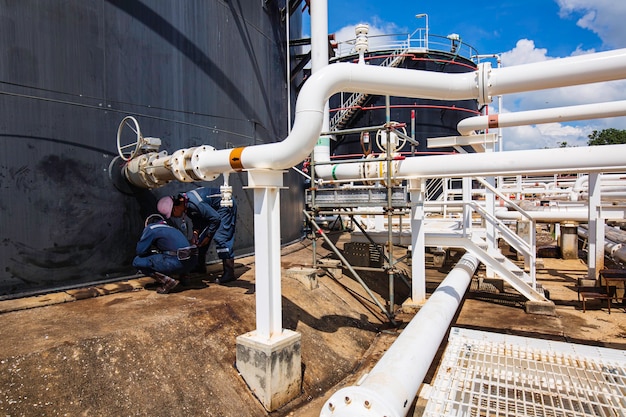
[375,124,407,153]
[116,116,143,161]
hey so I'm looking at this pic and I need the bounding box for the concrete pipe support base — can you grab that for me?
[236,329,302,411]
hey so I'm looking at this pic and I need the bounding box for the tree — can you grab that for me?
[587,128,626,146]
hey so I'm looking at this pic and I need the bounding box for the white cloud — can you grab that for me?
[501,123,590,151]
[556,0,626,48]
[501,39,551,66]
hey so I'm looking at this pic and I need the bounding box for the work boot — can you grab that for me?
[156,276,179,294]
[152,272,169,284]
[216,258,236,284]
[151,272,179,293]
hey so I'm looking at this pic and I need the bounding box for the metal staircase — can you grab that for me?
[329,47,409,131]
[426,232,548,302]
[423,177,550,304]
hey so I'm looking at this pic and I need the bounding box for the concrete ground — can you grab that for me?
[0,232,624,417]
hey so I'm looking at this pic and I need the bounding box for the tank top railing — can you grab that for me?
[329,31,478,132]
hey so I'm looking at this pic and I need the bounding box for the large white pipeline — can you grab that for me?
[122,48,626,189]
[319,253,480,417]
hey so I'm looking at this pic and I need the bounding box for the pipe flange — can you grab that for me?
[126,153,166,189]
[477,62,492,106]
[191,145,220,181]
[169,148,196,182]
[144,151,171,188]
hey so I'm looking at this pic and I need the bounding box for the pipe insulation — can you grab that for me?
[122,48,626,188]
[319,253,480,417]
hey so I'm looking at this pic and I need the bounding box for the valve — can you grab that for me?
[116,116,161,161]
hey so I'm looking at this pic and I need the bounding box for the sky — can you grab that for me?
[301,0,626,150]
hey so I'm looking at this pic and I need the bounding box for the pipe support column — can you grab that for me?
[246,169,286,338]
[409,178,426,304]
[236,170,302,411]
[587,173,604,280]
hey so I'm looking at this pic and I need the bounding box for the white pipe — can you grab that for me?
[310,0,330,136]
[495,208,590,222]
[485,48,626,97]
[316,144,626,182]
[319,253,480,417]
[579,225,626,265]
[125,63,478,187]
[285,0,292,134]
[310,0,328,76]
[310,0,332,167]
[457,100,626,135]
[122,48,626,189]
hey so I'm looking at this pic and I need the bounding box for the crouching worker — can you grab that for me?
[132,214,198,294]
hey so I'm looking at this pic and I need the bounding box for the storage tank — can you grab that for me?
[0,1,304,297]
[328,32,479,156]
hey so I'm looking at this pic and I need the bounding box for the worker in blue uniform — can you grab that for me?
[132,214,198,293]
[159,187,238,283]
[157,193,195,244]
[186,187,238,283]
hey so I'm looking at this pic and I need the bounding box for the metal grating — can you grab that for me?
[422,327,626,417]
[306,186,409,208]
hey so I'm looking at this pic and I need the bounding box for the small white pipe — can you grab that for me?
[317,144,626,182]
[285,3,291,133]
[310,0,328,76]
[495,208,590,222]
[310,0,332,169]
[457,100,626,136]
[319,253,480,417]
[579,225,626,265]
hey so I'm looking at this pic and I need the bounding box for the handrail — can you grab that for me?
[474,176,535,222]
[423,175,538,289]
[469,202,533,262]
[331,32,479,62]
[474,176,536,288]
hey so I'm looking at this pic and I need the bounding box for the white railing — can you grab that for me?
[328,31,478,131]
[332,32,478,62]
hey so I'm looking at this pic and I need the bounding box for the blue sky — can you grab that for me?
[302,0,626,150]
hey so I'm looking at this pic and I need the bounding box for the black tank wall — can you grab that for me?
[330,52,478,155]
[0,0,303,296]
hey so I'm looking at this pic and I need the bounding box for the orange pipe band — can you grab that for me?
[229,147,245,171]
[488,114,499,129]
